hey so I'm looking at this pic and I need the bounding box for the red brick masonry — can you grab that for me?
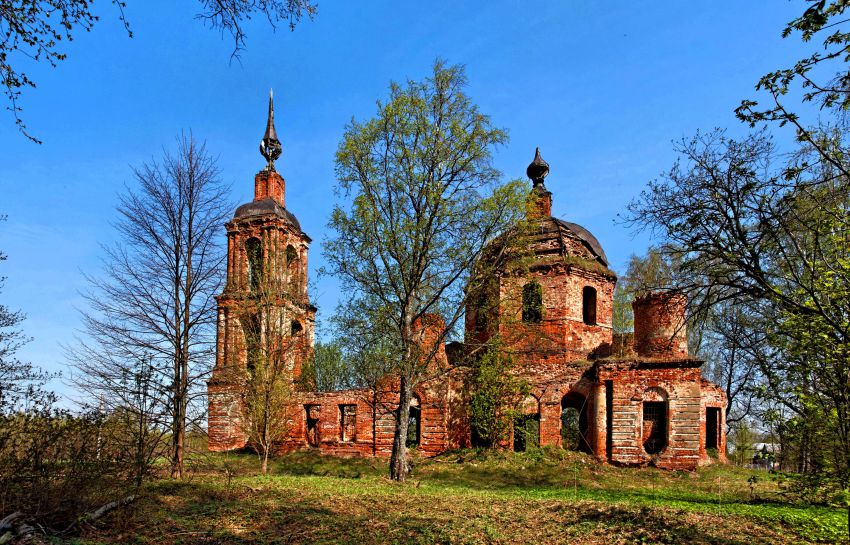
[208,167,727,469]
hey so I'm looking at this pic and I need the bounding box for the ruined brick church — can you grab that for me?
[208,95,727,469]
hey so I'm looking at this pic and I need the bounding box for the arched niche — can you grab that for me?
[582,286,597,325]
[245,237,262,292]
[561,391,591,453]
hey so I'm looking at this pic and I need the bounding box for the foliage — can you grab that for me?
[237,271,304,475]
[466,340,530,448]
[67,133,231,479]
[627,123,850,513]
[324,60,527,480]
[1,0,314,142]
[736,1,850,146]
[728,420,758,467]
[298,339,355,392]
[0,217,155,537]
[611,280,633,336]
[0,408,153,537]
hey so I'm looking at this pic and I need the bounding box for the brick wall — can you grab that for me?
[633,292,688,359]
[597,361,703,470]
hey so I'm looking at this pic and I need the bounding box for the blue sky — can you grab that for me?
[0,1,813,399]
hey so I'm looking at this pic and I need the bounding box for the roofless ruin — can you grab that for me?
[208,94,727,469]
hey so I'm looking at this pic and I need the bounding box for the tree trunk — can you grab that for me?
[172,407,185,478]
[389,376,412,481]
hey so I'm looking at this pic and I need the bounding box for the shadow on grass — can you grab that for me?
[81,470,817,545]
[270,450,386,479]
[571,505,786,545]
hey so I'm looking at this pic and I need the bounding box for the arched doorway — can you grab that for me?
[642,387,669,455]
[561,392,591,453]
[513,395,540,452]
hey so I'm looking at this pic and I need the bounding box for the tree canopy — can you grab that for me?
[324,60,527,481]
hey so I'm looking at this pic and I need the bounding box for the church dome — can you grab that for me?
[539,217,608,266]
[234,197,302,230]
[523,149,609,269]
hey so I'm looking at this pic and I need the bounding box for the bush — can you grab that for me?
[0,407,164,535]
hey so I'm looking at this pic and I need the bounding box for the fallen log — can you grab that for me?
[80,495,137,524]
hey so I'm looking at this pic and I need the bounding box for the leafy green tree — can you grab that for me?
[729,421,757,467]
[467,339,530,448]
[324,60,527,481]
[627,126,850,515]
[611,281,633,336]
[299,340,356,392]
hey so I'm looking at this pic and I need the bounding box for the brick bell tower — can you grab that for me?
[207,90,316,451]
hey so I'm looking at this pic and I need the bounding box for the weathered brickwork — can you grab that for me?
[633,292,689,359]
[207,132,727,470]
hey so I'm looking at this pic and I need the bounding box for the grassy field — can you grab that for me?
[75,448,847,545]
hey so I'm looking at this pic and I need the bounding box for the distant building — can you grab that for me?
[208,96,727,469]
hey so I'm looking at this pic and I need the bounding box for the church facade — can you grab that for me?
[207,97,727,469]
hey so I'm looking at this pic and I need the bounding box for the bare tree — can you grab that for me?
[699,302,764,428]
[238,272,306,475]
[68,133,230,478]
[0,215,57,413]
[197,0,316,58]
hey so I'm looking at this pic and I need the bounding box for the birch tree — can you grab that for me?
[324,60,527,481]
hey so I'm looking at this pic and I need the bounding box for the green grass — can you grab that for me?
[77,448,847,545]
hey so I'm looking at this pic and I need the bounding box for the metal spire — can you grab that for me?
[526,147,550,188]
[259,88,282,171]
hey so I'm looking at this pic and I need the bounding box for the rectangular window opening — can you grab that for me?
[706,407,720,451]
[340,404,357,442]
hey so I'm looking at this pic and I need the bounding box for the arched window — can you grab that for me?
[521,281,543,323]
[406,396,421,448]
[286,245,299,264]
[561,392,591,453]
[582,286,597,325]
[642,387,668,455]
[291,320,303,336]
[286,244,299,288]
[246,238,262,292]
[242,313,261,374]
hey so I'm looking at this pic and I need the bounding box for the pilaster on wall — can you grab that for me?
[207,382,248,451]
[663,380,701,469]
[592,383,607,460]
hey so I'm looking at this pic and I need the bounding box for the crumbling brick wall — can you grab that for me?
[700,379,728,464]
[632,292,688,359]
[498,265,615,364]
[597,361,703,470]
